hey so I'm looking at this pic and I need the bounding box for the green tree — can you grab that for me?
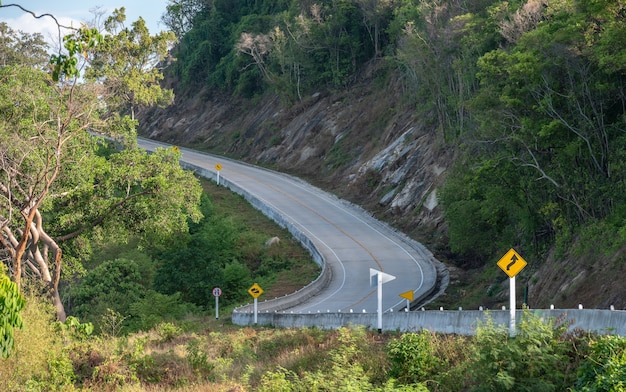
[86,8,177,120]
[0,22,49,68]
[442,0,626,261]
[71,258,145,333]
[154,198,239,307]
[161,0,204,40]
[0,11,202,321]
[222,261,253,302]
[357,0,393,58]
[50,146,203,250]
[0,28,103,319]
[392,0,498,140]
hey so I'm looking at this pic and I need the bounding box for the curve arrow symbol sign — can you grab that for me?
[506,255,518,271]
[497,249,527,278]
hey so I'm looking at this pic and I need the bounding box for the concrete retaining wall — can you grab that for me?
[232,308,626,336]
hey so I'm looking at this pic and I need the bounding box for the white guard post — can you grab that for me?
[496,248,527,338]
[370,269,396,334]
[253,298,258,324]
[510,276,515,336]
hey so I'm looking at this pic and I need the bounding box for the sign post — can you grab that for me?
[215,163,222,185]
[370,268,396,333]
[497,248,527,337]
[399,290,414,311]
[247,283,263,324]
[212,287,222,319]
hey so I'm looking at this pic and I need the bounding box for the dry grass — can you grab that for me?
[0,293,65,391]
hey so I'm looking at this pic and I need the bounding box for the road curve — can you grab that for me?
[138,137,441,314]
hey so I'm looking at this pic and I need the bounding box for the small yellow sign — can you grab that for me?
[497,248,527,278]
[399,290,414,301]
[248,283,263,298]
[215,163,223,171]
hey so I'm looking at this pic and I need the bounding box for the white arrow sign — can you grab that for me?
[369,268,396,333]
[370,268,396,287]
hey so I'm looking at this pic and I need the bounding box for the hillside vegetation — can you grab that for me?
[3,293,626,391]
[141,0,626,310]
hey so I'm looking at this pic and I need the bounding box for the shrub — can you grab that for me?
[470,310,569,391]
[56,316,94,341]
[155,322,182,343]
[387,330,440,384]
[257,367,298,392]
[71,258,145,334]
[574,335,626,391]
[186,338,215,380]
[130,291,198,332]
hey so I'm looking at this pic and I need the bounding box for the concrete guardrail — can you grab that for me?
[232,308,626,336]
[180,161,332,313]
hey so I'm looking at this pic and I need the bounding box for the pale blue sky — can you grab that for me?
[0,1,170,46]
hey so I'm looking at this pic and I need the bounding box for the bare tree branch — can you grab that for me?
[0,3,79,55]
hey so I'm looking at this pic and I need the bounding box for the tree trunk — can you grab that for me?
[14,207,39,289]
[51,286,67,322]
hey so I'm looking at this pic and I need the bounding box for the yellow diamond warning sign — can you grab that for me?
[497,248,527,278]
[248,283,263,298]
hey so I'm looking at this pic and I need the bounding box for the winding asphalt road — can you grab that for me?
[138,138,439,314]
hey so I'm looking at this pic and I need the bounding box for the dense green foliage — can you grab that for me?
[387,330,440,384]
[0,8,201,322]
[169,0,382,98]
[575,335,626,391]
[69,257,197,334]
[440,0,626,264]
[153,189,319,309]
[85,8,176,119]
[166,0,626,267]
[471,311,571,391]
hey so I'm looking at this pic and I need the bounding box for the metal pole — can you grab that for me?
[510,276,516,337]
[215,295,219,319]
[377,273,383,333]
[216,171,220,186]
[254,297,258,324]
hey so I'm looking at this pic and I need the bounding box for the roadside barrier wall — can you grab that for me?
[231,308,626,336]
[181,162,332,313]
